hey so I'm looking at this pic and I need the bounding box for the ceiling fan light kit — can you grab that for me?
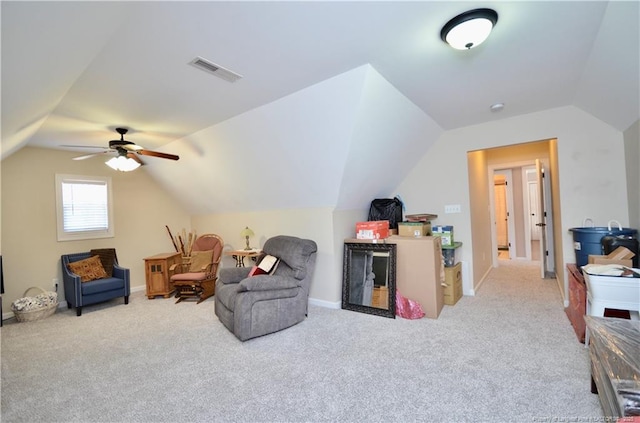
[441,8,498,50]
[105,155,141,172]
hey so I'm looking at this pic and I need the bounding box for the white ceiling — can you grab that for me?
[2,1,638,160]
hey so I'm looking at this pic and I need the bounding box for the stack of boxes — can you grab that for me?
[432,225,462,306]
[353,214,464,307]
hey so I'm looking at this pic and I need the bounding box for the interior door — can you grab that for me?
[494,169,516,260]
[536,159,547,278]
[494,176,509,249]
[528,180,541,242]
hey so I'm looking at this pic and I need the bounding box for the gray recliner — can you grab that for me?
[215,235,317,341]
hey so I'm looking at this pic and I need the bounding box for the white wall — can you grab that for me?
[1,147,191,314]
[192,207,336,305]
[624,119,640,228]
[191,207,369,307]
[396,106,628,298]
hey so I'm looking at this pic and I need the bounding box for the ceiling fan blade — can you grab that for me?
[61,144,110,150]
[126,152,145,165]
[121,144,144,152]
[137,150,179,161]
[73,151,111,161]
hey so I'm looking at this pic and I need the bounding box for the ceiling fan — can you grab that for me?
[62,127,179,167]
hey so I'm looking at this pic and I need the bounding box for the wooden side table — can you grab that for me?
[225,249,262,267]
[144,252,181,299]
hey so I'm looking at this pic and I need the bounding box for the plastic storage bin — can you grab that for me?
[441,242,462,267]
[569,220,637,268]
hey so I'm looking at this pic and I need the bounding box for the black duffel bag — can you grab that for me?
[368,197,403,229]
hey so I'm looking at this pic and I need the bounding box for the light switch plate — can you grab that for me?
[444,204,461,214]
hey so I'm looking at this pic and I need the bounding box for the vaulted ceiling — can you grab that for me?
[2,1,638,212]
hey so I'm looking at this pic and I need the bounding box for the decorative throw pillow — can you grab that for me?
[248,265,267,277]
[68,255,108,282]
[189,250,213,272]
[89,248,118,277]
[248,254,280,277]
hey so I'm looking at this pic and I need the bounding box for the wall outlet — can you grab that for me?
[444,204,461,214]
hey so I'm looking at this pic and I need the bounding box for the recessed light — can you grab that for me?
[490,103,505,112]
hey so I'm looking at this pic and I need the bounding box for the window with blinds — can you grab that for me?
[55,174,114,241]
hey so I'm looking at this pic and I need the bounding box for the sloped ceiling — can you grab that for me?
[1,1,638,213]
[146,65,443,214]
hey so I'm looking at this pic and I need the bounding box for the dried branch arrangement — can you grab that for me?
[165,226,197,257]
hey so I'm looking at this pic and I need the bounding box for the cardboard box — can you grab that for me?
[588,246,635,267]
[355,220,389,240]
[443,263,462,306]
[405,213,438,222]
[398,221,432,237]
[391,235,444,319]
[432,225,454,246]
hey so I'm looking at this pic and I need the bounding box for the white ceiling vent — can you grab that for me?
[189,57,243,83]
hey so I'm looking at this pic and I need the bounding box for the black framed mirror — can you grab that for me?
[342,242,396,318]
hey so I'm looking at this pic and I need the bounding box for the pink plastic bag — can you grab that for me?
[395,290,425,319]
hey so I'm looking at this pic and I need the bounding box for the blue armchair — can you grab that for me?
[61,252,130,316]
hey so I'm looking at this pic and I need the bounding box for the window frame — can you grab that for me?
[55,174,115,242]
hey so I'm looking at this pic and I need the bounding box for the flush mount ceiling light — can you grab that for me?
[441,8,498,50]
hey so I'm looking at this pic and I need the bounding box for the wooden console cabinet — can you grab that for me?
[144,252,181,299]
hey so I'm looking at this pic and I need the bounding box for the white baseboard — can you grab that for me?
[473,265,494,295]
[308,297,341,309]
[130,285,146,294]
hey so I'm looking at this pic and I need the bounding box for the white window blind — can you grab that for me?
[62,181,108,232]
[56,174,114,241]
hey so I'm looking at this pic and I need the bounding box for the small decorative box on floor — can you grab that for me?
[432,225,454,246]
[355,220,390,240]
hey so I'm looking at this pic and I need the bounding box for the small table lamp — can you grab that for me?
[241,226,255,250]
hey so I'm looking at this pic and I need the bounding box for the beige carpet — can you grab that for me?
[1,260,602,422]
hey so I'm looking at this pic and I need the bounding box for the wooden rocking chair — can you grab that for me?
[170,234,224,304]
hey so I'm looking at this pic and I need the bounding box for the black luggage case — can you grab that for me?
[601,235,639,268]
